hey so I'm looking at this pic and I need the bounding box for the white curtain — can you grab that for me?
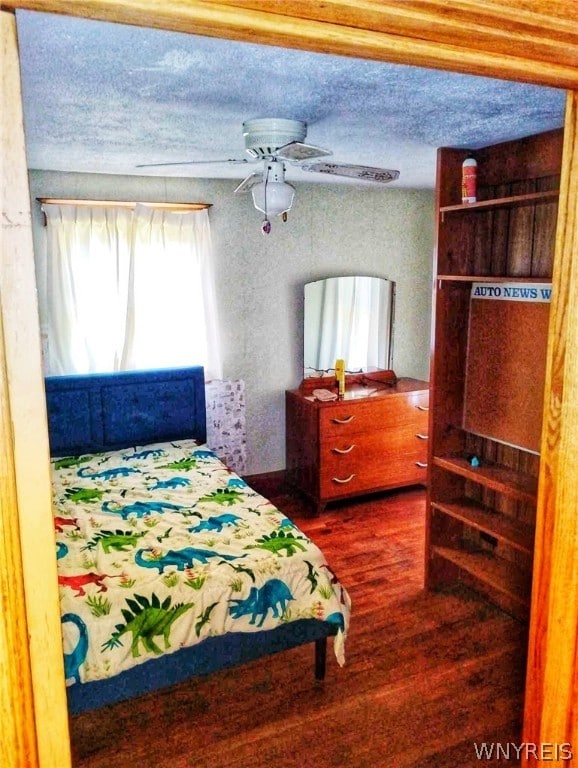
[44,203,222,379]
[305,275,393,374]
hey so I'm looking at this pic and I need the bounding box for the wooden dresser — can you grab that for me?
[285,377,429,514]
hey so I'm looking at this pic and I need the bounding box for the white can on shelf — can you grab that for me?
[461,156,477,203]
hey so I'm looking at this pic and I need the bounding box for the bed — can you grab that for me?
[45,366,350,714]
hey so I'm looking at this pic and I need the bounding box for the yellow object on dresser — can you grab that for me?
[334,358,346,397]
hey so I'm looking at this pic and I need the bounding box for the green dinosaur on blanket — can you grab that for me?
[197,488,245,506]
[245,529,308,556]
[53,455,94,470]
[195,602,219,637]
[82,529,145,553]
[64,486,104,504]
[102,593,194,657]
[158,457,197,471]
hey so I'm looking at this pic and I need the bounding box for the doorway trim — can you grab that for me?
[2,3,576,766]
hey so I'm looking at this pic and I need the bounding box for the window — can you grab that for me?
[42,202,222,379]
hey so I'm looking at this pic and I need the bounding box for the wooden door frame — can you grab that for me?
[2,3,576,766]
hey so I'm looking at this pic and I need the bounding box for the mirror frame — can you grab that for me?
[303,274,395,379]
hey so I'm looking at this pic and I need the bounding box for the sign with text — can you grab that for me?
[464,282,551,453]
[471,282,552,302]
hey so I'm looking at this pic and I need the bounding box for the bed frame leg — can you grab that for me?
[314,637,327,681]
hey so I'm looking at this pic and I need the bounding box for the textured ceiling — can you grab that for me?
[16,10,566,189]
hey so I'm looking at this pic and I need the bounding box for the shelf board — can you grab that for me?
[436,274,551,283]
[439,190,559,217]
[431,545,531,607]
[433,456,538,504]
[431,499,535,555]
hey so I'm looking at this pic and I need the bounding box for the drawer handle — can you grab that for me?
[332,444,356,454]
[331,415,355,424]
[415,433,429,440]
[415,405,429,411]
[332,474,356,484]
[415,461,428,468]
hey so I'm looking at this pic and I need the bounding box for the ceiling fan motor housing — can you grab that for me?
[243,118,307,158]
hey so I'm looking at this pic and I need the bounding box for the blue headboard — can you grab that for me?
[45,367,206,457]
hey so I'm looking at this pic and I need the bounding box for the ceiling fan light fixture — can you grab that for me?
[251,180,295,217]
[250,159,295,219]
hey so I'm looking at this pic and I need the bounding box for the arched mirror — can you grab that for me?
[303,275,395,378]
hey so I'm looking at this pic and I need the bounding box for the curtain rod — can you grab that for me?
[37,198,211,211]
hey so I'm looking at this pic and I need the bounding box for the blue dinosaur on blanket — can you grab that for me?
[102,500,184,519]
[62,613,89,685]
[149,477,191,490]
[78,466,139,480]
[123,449,166,461]
[135,546,242,573]
[229,579,294,627]
[188,513,241,533]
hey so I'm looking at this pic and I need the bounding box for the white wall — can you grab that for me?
[29,170,434,474]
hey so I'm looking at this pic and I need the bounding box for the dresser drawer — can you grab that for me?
[319,427,428,499]
[321,426,427,467]
[319,391,429,438]
[320,451,427,499]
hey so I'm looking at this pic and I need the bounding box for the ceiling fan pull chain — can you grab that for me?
[261,166,271,234]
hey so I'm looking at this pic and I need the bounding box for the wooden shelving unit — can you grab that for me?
[437,275,553,284]
[439,189,559,218]
[430,499,534,555]
[432,456,538,503]
[430,546,532,617]
[425,128,563,619]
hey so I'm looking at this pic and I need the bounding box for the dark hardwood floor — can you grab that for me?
[69,486,527,768]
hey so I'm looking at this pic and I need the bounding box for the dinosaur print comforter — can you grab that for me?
[51,440,350,687]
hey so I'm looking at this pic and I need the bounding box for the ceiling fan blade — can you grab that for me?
[234,171,262,194]
[301,162,400,183]
[136,158,252,169]
[274,141,333,162]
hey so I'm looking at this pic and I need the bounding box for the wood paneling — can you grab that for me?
[464,298,550,453]
[523,90,578,765]
[0,10,72,768]
[3,1,578,87]
[0,312,38,768]
[211,1,578,67]
[475,129,564,188]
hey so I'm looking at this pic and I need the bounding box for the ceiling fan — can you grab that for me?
[137,118,400,234]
